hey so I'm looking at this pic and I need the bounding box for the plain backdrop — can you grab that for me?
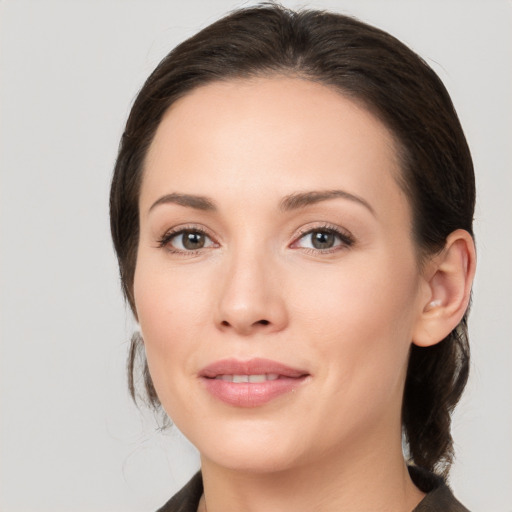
[1,1,511,511]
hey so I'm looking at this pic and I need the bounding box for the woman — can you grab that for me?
[110,4,476,511]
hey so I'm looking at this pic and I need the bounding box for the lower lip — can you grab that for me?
[201,376,307,407]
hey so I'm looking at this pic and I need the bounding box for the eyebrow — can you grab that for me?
[148,189,374,215]
[279,190,375,215]
[149,193,217,213]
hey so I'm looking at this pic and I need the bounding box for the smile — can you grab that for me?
[200,358,309,407]
[214,374,280,382]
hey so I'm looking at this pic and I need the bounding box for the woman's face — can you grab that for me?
[134,77,430,472]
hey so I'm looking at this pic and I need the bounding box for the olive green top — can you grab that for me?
[157,467,469,512]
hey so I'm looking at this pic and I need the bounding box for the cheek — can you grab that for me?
[291,259,419,440]
[296,251,419,333]
[292,250,420,385]
[133,261,207,389]
[132,253,230,412]
[132,265,212,426]
[134,256,210,336]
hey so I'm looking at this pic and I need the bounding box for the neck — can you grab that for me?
[199,432,425,512]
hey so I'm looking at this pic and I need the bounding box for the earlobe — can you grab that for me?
[412,229,476,347]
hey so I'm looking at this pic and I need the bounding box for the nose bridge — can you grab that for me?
[215,235,286,334]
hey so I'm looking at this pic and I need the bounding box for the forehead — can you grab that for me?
[141,76,407,219]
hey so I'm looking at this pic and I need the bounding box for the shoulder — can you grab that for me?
[409,466,470,512]
[156,472,203,512]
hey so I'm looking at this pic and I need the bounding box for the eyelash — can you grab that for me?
[292,224,355,254]
[157,223,355,256]
[156,225,216,255]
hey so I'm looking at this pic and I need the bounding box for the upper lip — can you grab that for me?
[199,358,309,378]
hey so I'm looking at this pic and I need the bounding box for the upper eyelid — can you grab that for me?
[161,223,216,238]
[293,223,354,240]
[157,224,218,248]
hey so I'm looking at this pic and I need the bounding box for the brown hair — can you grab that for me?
[110,3,474,476]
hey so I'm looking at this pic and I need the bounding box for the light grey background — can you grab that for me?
[1,1,510,510]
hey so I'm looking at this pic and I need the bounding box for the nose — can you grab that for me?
[215,250,288,336]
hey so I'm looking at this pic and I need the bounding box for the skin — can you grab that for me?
[134,77,472,512]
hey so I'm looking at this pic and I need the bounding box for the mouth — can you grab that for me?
[199,358,310,407]
[213,373,280,382]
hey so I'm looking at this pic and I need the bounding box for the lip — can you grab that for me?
[199,358,310,408]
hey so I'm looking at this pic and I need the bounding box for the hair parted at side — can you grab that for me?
[110,3,475,477]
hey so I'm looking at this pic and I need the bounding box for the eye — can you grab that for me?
[158,228,216,253]
[293,226,354,252]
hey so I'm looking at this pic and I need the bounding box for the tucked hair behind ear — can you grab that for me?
[110,3,474,477]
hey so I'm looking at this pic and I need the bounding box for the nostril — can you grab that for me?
[218,318,271,330]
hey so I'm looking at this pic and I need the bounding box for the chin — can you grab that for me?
[188,419,308,474]
[202,446,302,474]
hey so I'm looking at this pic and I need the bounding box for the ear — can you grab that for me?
[412,229,476,347]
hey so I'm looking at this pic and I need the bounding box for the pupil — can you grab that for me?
[183,231,205,250]
[312,231,334,249]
